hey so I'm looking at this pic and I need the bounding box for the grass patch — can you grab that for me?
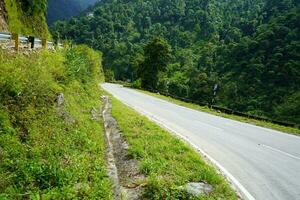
[109,96,237,199]
[0,47,111,199]
[136,89,300,136]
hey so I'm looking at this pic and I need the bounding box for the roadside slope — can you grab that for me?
[3,0,48,37]
[0,47,111,199]
[0,0,8,31]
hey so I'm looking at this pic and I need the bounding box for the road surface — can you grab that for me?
[102,83,300,200]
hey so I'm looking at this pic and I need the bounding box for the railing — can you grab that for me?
[122,83,298,128]
[0,32,63,50]
[158,90,297,128]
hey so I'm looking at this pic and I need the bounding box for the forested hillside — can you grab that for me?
[51,0,300,125]
[47,0,98,25]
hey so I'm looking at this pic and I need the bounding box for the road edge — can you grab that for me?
[102,84,256,200]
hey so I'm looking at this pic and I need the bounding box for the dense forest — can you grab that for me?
[47,0,98,25]
[51,0,300,125]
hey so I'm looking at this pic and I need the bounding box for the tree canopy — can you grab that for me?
[138,38,171,90]
[51,0,300,125]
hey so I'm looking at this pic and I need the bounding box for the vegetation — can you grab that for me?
[47,0,98,25]
[138,37,171,90]
[4,0,49,37]
[110,96,237,199]
[0,46,111,199]
[51,0,300,126]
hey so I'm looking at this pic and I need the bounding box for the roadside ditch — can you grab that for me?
[102,96,146,200]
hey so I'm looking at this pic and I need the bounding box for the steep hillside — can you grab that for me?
[51,0,300,125]
[0,47,111,198]
[3,0,49,37]
[47,0,98,25]
[0,0,8,31]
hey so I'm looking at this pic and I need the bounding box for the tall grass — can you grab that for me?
[0,46,111,199]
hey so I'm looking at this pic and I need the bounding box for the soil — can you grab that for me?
[0,0,8,32]
[102,96,146,200]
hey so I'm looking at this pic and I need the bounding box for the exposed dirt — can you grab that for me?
[102,96,146,200]
[0,0,8,32]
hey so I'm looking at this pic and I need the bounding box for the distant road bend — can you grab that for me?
[102,83,300,200]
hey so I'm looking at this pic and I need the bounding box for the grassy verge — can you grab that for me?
[136,89,300,136]
[109,95,237,199]
[0,47,111,199]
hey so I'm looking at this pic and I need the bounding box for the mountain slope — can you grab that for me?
[47,0,98,25]
[2,0,48,37]
[51,0,300,125]
[0,0,8,31]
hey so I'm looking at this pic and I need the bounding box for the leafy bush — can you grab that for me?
[131,79,142,89]
[64,45,103,84]
[104,69,115,82]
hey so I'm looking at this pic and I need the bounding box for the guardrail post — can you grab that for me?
[28,36,35,49]
[12,33,19,51]
[42,38,47,49]
[54,38,58,50]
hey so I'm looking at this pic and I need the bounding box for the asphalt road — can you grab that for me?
[102,83,300,200]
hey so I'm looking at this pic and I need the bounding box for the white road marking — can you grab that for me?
[261,144,300,161]
[105,87,256,200]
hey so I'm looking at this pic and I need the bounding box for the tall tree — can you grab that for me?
[138,38,171,90]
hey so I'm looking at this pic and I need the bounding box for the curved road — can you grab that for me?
[102,83,300,200]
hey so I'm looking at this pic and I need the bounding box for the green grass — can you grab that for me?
[0,47,111,199]
[109,96,237,200]
[4,0,49,38]
[136,89,300,136]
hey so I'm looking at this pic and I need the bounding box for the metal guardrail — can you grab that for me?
[121,82,298,128]
[157,91,297,128]
[0,32,62,49]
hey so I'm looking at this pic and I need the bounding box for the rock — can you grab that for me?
[91,107,101,120]
[57,93,65,106]
[181,182,213,197]
[74,182,90,192]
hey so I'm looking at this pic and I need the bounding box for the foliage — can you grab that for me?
[110,97,237,199]
[138,38,171,90]
[104,69,115,82]
[4,0,49,37]
[0,47,110,199]
[64,45,103,83]
[51,0,300,125]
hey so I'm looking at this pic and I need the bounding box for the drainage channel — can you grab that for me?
[102,96,145,200]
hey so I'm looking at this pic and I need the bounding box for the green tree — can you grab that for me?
[138,38,171,90]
